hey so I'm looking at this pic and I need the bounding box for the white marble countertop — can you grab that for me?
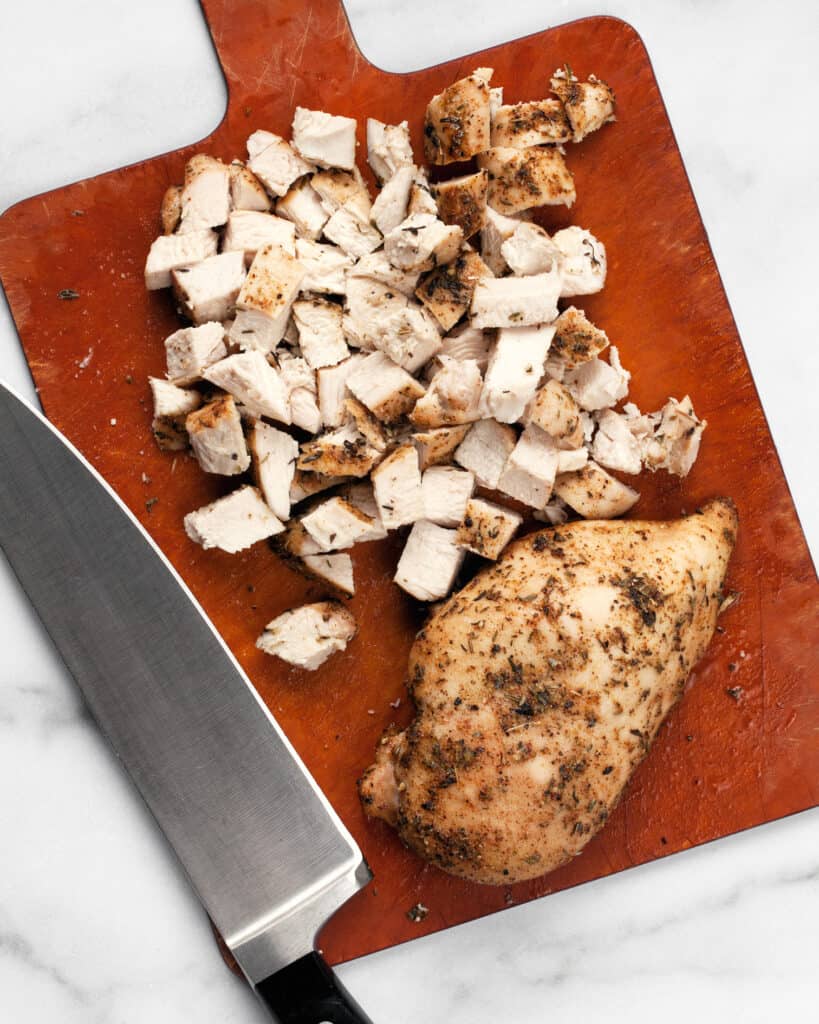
[1,1,817,1021]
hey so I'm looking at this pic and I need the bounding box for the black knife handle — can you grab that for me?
[255,952,373,1023]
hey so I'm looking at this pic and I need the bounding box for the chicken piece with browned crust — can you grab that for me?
[360,498,737,885]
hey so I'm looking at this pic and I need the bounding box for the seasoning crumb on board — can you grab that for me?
[406,903,429,922]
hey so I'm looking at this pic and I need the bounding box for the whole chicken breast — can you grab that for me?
[359,498,737,885]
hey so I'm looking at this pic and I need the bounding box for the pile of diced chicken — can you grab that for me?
[145,66,706,670]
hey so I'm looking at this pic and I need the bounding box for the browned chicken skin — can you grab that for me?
[359,498,738,885]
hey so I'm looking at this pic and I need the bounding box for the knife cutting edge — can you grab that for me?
[0,380,373,1024]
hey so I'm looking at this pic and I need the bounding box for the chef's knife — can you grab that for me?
[0,380,373,1024]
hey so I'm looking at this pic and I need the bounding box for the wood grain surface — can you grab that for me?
[0,0,816,967]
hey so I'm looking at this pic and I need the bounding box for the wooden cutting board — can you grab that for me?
[1,0,816,967]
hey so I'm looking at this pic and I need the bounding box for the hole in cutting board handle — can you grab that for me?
[255,951,373,1023]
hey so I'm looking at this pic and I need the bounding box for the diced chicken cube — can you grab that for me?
[292,297,348,369]
[292,107,357,170]
[297,422,380,478]
[489,86,504,118]
[341,481,388,540]
[421,466,475,526]
[310,167,371,217]
[470,269,561,329]
[439,323,492,369]
[323,204,382,258]
[371,165,414,235]
[178,155,231,234]
[565,346,630,411]
[204,350,291,423]
[415,249,490,332]
[591,409,642,474]
[343,398,388,452]
[478,146,576,213]
[394,521,465,601]
[480,206,526,276]
[222,210,296,264]
[407,169,439,217]
[497,424,559,508]
[345,279,441,371]
[233,244,305,353]
[490,99,571,148]
[454,418,517,489]
[411,356,483,428]
[300,553,355,598]
[278,352,322,433]
[348,251,420,297]
[644,396,706,477]
[149,377,201,450]
[248,421,299,521]
[553,460,639,519]
[481,324,555,422]
[144,229,218,290]
[184,485,283,553]
[367,119,414,182]
[527,378,584,449]
[501,222,560,276]
[424,70,492,164]
[456,497,522,560]
[275,179,330,240]
[247,132,313,198]
[371,444,424,529]
[432,171,488,239]
[160,185,182,234]
[289,388,322,434]
[186,395,249,475]
[551,69,616,143]
[551,306,609,367]
[229,162,271,212]
[317,354,367,428]
[412,425,471,470]
[552,226,607,296]
[346,351,425,422]
[383,213,463,272]
[556,447,589,473]
[171,251,245,324]
[295,239,353,294]
[302,496,377,550]
[256,601,356,670]
[164,321,227,385]
[289,469,346,506]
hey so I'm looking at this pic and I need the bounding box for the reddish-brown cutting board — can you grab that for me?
[1,0,816,967]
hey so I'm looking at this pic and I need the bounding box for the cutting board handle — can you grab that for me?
[255,951,373,1023]
[201,0,365,103]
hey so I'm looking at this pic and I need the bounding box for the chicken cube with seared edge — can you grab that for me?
[144,229,218,290]
[553,459,640,518]
[149,378,201,451]
[230,243,304,353]
[177,154,231,234]
[497,424,560,508]
[424,68,493,164]
[246,130,313,198]
[550,306,609,367]
[528,378,585,449]
[454,418,517,490]
[479,146,576,213]
[367,118,414,182]
[222,210,297,264]
[551,67,616,143]
[432,171,489,239]
[490,99,571,148]
[186,395,250,475]
[291,107,357,170]
[481,324,555,423]
[421,466,476,527]
[457,497,522,560]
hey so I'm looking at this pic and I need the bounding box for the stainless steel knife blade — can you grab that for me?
[0,380,370,986]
